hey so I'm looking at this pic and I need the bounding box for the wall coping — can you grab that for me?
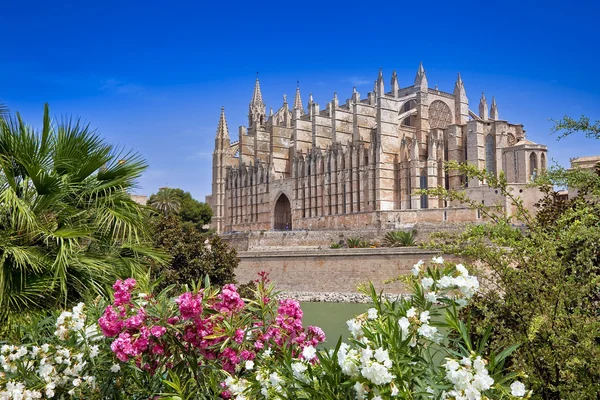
[238,247,439,259]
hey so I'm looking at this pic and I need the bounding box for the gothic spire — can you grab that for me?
[216,106,230,140]
[249,74,266,128]
[490,96,499,120]
[251,74,264,107]
[414,62,428,89]
[293,82,303,112]
[479,92,489,120]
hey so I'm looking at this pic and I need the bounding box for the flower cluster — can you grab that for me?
[443,355,495,399]
[0,304,103,399]
[413,257,479,306]
[96,272,326,397]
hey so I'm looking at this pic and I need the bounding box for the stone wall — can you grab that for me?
[222,223,473,252]
[235,247,446,294]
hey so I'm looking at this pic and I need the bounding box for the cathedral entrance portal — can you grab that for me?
[273,194,292,231]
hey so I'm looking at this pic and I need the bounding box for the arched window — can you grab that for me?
[540,153,546,172]
[529,152,538,181]
[485,134,496,176]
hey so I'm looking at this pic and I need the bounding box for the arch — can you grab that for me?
[529,152,538,181]
[400,99,417,126]
[273,193,292,231]
[485,134,496,176]
[540,153,546,171]
[429,100,453,130]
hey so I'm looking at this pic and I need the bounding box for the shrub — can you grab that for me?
[329,243,342,249]
[0,261,530,399]
[383,230,417,247]
[150,216,238,290]
[423,160,600,399]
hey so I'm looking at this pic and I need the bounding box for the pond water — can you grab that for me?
[300,302,371,347]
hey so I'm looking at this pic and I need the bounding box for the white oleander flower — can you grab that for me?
[412,260,424,276]
[110,364,121,373]
[398,317,410,338]
[421,277,434,290]
[245,360,254,370]
[455,263,469,277]
[419,310,430,323]
[367,308,378,320]
[511,381,526,397]
[417,323,438,340]
[302,345,316,360]
[406,307,417,318]
[432,256,444,264]
[426,291,438,303]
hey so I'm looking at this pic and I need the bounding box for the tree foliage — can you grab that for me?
[150,216,237,290]
[148,187,212,230]
[0,104,164,333]
[421,150,600,398]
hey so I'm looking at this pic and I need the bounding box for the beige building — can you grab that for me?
[208,65,548,233]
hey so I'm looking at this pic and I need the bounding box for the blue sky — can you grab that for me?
[1,0,599,200]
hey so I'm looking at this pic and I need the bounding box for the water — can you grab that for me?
[300,302,370,347]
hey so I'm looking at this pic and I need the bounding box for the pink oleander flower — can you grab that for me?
[214,284,245,313]
[124,308,146,330]
[99,305,124,337]
[111,332,138,362]
[240,350,256,360]
[150,325,167,338]
[233,329,245,344]
[113,278,137,306]
[176,292,203,319]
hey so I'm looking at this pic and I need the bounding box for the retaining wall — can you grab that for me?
[235,247,450,294]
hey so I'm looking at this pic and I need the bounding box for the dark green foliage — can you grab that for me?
[150,216,238,290]
[423,152,600,398]
[148,187,212,230]
[383,230,417,247]
[330,243,342,249]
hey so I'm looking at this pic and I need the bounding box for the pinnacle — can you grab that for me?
[491,96,497,106]
[251,77,264,106]
[293,84,303,111]
[216,107,230,139]
[456,72,463,87]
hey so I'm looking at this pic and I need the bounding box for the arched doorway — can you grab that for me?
[273,194,292,231]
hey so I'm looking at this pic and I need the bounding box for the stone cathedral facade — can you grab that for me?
[208,65,548,234]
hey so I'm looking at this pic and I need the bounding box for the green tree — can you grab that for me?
[0,104,163,332]
[150,216,237,290]
[421,134,600,398]
[148,187,181,216]
[148,187,212,230]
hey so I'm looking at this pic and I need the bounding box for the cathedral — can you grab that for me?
[208,64,548,234]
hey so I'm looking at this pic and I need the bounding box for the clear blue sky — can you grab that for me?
[2,0,599,200]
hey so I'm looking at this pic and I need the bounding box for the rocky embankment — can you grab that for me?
[277,291,406,303]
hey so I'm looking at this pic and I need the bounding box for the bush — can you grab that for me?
[0,260,530,399]
[423,160,600,399]
[150,216,238,290]
[383,230,417,247]
[329,243,342,249]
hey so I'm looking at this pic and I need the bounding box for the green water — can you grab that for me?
[300,302,370,346]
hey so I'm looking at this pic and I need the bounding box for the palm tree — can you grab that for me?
[149,187,181,216]
[0,104,164,332]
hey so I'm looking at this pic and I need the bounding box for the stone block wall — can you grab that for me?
[235,248,446,294]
